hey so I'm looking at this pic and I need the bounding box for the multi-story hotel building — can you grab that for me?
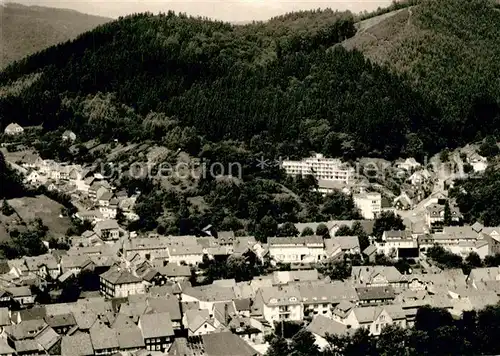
[281,154,355,183]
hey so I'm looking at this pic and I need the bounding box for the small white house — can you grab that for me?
[62,130,77,142]
[4,123,24,135]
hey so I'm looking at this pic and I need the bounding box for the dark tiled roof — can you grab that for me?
[45,313,76,328]
[202,332,260,356]
[356,286,396,301]
[100,267,142,285]
[116,326,145,350]
[139,312,174,339]
[61,332,94,356]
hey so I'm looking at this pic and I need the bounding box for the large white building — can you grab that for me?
[353,192,381,220]
[268,236,326,263]
[282,154,355,183]
[257,286,303,324]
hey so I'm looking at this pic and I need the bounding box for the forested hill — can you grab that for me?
[0,3,111,68]
[0,0,499,160]
[344,0,500,146]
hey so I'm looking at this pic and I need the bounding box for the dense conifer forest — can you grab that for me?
[2,0,500,161]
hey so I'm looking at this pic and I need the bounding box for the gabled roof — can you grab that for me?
[334,236,360,250]
[213,301,236,326]
[202,332,261,356]
[183,285,236,302]
[116,326,145,350]
[139,312,174,339]
[147,295,182,321]
[18,306,46,321]
[157,263,191,278]
[90,321,119,351]
[363,244,377,256]
[0,308,10,326]
[353,304,405,324]
[298,281,358,304]
[184,309,212,333]
[45,313,76,328]
[307,315,349,337]
[351,266,403,284]
[35,325,60,351]
[0,338,15,354]
[61,332,94,356]
[356,286,396,301]
[100,267,142,285]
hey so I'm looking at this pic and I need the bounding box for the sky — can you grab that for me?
[8,0,395,22]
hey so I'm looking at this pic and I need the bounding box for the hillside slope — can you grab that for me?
[344,0,500,144]
[0,2,111,68]
[1,1,500,160]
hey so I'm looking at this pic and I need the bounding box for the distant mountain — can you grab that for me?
[0,2,111,68]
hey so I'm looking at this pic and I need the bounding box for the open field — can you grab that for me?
[7,195,72,237]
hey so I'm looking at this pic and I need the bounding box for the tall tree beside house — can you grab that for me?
[372,211,405,239]
[0,151,25,199]
[1,199,14,216]
[301,227,315,236]
[335,225,352,237]
[277,222,300,237]
[351,221,370,251]
[289,329,320,356]
[465,251,482,269]
[315,223,329,237]
[478,135,499,158]
[266,335,290,356]
[254,216,278,242]
[325,328,377,356]
[443,201,452,226]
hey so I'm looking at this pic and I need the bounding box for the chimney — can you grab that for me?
[224,303,230,326]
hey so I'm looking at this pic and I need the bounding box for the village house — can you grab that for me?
[138,312,175,352]
[396,158,421,172]
[61,130,76,142]
[155,263,192,282]
[100,266,145,298]
[168,244,204,266]
[425,201,462,227]
[341,304,407,335]
[44,313,76,335]
[183,309,217,336]
[181,285,236,314]
[330,236,360,254]
[307,315,350,350]
[374,230,419,259]
[418,226,489,258]
[118,196,140,221]
[298,281,358,318]
[90,321,119,356]
[467,152,488,173]
[356,286,396,305]
[467,267,500,289]
[94,220,121,241]
[408,169,431,186]
[353,192,381,220]
[393,192,414,210]
[268,236,326,264]
[351,266,406,290]
[4,123,24,136]
[255,285,303,324]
